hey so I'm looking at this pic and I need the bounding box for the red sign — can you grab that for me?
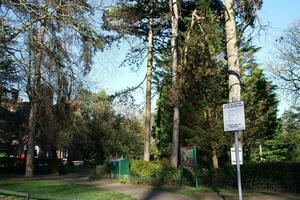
[181,147,195,166]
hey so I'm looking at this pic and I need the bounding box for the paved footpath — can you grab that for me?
[92,181,192,200]
[70,177,193,200]
[41,175,300,200]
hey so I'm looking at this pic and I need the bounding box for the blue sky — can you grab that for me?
[252,0,300,114]
[87,0,300,114]
[253,0,300,62]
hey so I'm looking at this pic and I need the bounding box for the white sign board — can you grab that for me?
[231,147,243,165]
[223,101,246,132]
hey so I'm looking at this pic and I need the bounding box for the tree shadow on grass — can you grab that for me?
[212,187,226,200]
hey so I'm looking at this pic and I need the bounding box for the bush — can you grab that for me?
[130,159,180,185]
[90,162,111,179]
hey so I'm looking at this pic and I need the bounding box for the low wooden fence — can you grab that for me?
[0,189,76,200]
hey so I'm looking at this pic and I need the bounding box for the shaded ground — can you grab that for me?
[60,175,300,200]
[1,174,300,200]
[88,180,193,200]
[188,192,300,200]
[81,178,300,200]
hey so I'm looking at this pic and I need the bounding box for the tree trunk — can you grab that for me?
[144,4,154,162]
[183,10,196,68]
[212,148,219,169]
[169,0,180,168]
[259,144,263,162]
[224,0,243,142]
[225,0,240,102]
[25,25,45,177]
[25,105,35,177]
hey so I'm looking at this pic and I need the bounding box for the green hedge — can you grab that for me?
[92,160,300,193]
[203,162,300,193]
[92,159,180,185]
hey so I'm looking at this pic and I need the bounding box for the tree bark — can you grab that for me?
[183,10,196,68]
[144,3,154,162]
[25,105,35,177]
[212,148,219,169]
[169,0,180,168]
[224,0,243,144]
[225,0,240,103]
[25,24,45,177]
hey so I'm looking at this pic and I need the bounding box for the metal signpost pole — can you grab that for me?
[193,146,198,188]
[223,101,245,200]
[235,131,243,200]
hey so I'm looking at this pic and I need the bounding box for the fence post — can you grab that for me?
[25,192,29,200]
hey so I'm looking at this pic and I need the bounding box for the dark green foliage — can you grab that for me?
[281,107,300,134]
[154,0,229,166]
[204,163,300,193]
[152,87,173,158]
[0,23,19,105]
[62,90,144,163]
[240,40,279,161]
[234,0,263,27]
[102,0,169,71]
[0,104,28,151]
[261,134,292,162]
[261,106,300,162]
[154,17,279,168]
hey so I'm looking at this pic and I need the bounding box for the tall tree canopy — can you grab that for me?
[1,0,106,176]
[271,19,300,102]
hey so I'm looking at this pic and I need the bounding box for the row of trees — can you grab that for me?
[103,0,264,167]
[104,0,300,168]
[1,0,299,176]
[0,0,131,176]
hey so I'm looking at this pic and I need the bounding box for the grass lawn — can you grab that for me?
[0,178,135,200]
[164,186,300,200]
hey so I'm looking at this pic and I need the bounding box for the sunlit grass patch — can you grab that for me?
[0,179,134,200]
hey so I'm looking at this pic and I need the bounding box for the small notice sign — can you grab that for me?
[223,101,246,132]
[180,146,195,167]
[231,147,243,165]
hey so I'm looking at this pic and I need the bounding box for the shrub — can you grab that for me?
[130,159,180,185]
[90,162,111,179]
[130,160,160,178]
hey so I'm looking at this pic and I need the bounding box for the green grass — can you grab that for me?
[0,179,134,200]
[156,185,300,200]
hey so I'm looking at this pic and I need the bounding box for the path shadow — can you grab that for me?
[141,183,187,200]
[212,187,226,200]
